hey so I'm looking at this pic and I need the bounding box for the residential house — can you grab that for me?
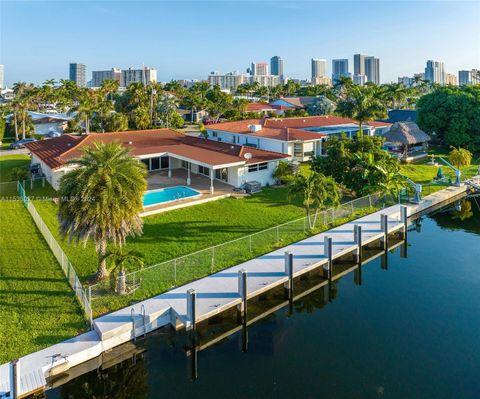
[25,129,289,191]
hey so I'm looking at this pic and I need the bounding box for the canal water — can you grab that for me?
[46,198,480,399]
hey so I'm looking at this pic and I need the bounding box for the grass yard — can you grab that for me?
[33,187,307,284]
[0,201,86,364]
[0,154,30,183]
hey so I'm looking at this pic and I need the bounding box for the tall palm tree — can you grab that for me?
[232,98,249,118]
[288,172,340,229]
[100,79,120,102]
[336,85,387,138]
[157,94,179,128]
[69,90,97,134]
[58,142,147,281]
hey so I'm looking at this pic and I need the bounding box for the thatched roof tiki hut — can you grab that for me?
[383,122,431,163]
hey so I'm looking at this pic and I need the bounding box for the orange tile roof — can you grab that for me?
[208,116,391,140]
[245,102,276,112]
[25,129,288,170]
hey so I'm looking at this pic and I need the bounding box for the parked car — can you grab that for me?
[9,138,37,149]
[46,130,61,138]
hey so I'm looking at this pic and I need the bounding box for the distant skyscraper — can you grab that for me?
[459,69,479,85]
[353,74,367,86]
[92,68,122,87]
[250,62,268,76]
[69,63,86,87]
[353,54,366,76]
[270,56,284,78]
[365,56,380,84]
[425,60,445,85]
[445,73,457,86]
[311,58,326,80]
[332,59,350,84]
[0,64,4,89]
[121,67,157,87]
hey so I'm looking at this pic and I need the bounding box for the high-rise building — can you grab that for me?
[208,71,244,91]
[0,64,4,89]
[332,59,349,80]
[250,62,269,76]
[270,56,284,78]
[353,74,367,86]
[459,69,480,85]
[365,56,380,85]
[425,60,445,85]
[398,76,414,87]
[311,58,327,80]
[69,63,86,87]
[445,73,457,86]
[92,68,122,87]
[121,67,157,87]
[353,54,367,76]
[91,67,157,88]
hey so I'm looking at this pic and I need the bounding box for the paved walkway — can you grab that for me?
[0,181,475,398]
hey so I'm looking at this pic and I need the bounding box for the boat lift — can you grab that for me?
[401,176,422,204]
[438,158,461,186]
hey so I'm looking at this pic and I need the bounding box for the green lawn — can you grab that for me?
[0,154,30,183]
[0,201,86,364]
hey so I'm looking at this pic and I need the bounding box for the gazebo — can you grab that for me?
[382,122,431,163]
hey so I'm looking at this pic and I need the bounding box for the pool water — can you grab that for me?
[46,197,480,399]
[143,186,201,207]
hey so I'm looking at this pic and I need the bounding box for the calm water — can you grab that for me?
[47,197,480,399]
[143,186,201,206]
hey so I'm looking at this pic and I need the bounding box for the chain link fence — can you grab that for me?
[16,182,93,326]
[89,192,395,315]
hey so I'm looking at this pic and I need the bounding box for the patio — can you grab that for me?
[142,169,235,215]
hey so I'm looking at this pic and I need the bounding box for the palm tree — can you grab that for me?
[382,83,408,109]
[69,90,97,134]
[448,147,472,170]
[58,142,147,281]
[288,172,340,229]
[100,79,120,102]
[102,248,144,295]
[232,98,249,118]
[157,94,179,128]
[336,85,387,138]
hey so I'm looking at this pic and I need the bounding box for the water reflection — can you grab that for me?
[430,197,480,234]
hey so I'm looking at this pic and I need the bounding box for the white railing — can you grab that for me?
[17,182,93,327]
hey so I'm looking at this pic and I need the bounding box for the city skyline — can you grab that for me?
[1,1,479,85]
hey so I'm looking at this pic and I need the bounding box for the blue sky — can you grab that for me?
[1,0,479,85]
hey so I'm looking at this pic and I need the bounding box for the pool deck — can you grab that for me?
[140,169,234,216]
[1,179,478,399]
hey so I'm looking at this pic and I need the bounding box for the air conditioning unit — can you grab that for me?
[244,181,262,194]
[248,124,262,133]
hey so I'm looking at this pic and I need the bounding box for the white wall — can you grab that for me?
[207,129,286,154]
[230,161,278,187]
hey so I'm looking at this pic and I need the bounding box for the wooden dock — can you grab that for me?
[0,180,475,399]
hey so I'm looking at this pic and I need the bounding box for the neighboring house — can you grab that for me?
[379,110,417,124]
[24,129,289,191]
[177,108,208,123]
[5,111,73,136]
[269,96,316,110]
[245,102,278,115]
[206,116,391,161]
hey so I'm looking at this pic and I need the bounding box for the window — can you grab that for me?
[151,157,160,170]
[198,165,210,176]
[141,159,149,170]
[161,156,169,169]
[303,151,314,158]
[294,143,303,158]
[215,168,228,182]
[212,131,218,138]
[248,163,268,173]
[182,160,190,169]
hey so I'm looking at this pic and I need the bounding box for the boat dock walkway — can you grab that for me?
[1,180,475,398]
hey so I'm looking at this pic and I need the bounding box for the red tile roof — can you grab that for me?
[25,129,288,170]
[245,102,276,112]
[207,116,392,140]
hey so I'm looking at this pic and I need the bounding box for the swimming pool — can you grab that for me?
[143,186,201,207]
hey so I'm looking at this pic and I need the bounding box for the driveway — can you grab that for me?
[0,148,30,157]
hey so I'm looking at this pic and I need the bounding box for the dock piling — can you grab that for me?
[284,251,293,297]
[400,205,408,239]
[323,236,333,280]
[10,359,19,399]
[237,269,248,320]
[186,289,197,332]
[380,214,388,249]
[353,225,362,263]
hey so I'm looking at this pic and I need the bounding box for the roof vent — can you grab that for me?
[128,141,133,145]
[230,145,235,149]
[248,124,262,133]
[67,143,71,147]
[244,152,252,160]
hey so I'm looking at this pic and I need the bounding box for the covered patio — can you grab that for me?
[382,121,431,163]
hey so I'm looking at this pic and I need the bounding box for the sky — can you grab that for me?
[1,0,479,86]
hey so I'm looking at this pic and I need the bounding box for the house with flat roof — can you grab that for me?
[25,129,289,192]
[206,116,391,162]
